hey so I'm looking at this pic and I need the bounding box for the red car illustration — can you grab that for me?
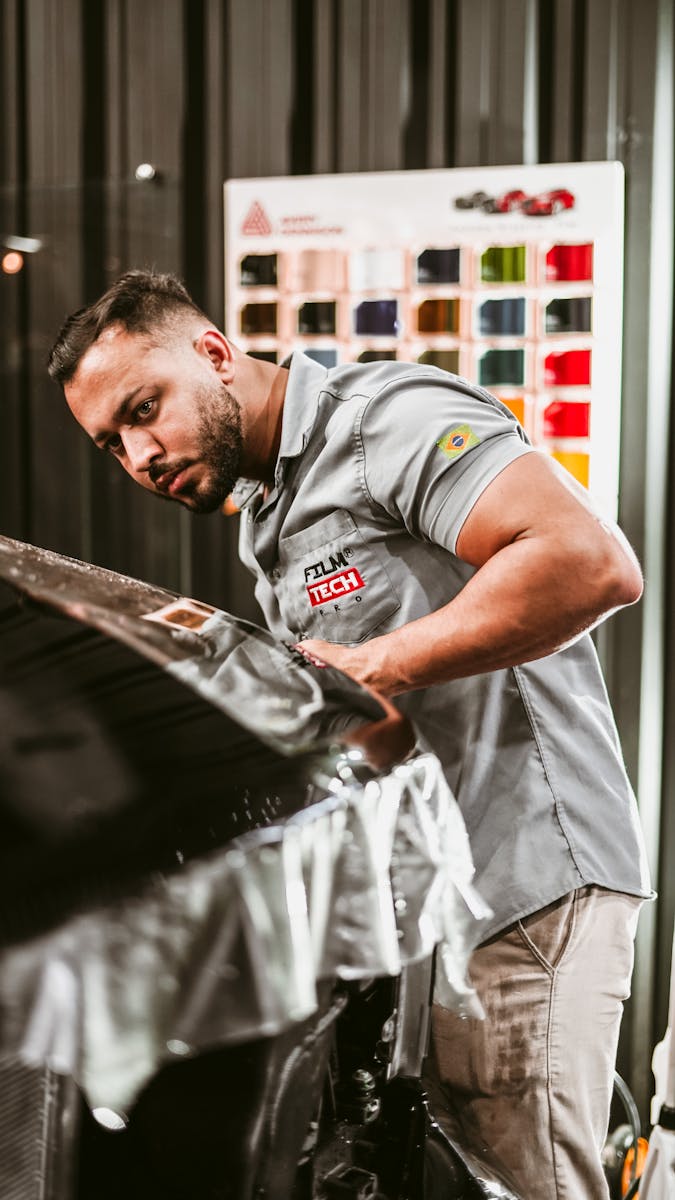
[522,188,575,216]
[482,189,528,213]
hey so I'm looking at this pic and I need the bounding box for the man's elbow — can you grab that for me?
[614,559,644,607]
[595,537,643,611]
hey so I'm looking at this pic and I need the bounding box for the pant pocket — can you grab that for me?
[515,889,578,974]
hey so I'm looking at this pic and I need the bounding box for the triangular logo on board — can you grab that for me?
[241,201,272,236]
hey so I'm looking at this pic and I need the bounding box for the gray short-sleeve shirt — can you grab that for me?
[234,353,651,938]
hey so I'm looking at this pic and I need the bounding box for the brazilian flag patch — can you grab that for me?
[437,424,481,461]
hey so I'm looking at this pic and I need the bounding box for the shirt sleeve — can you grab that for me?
[357,369,534,553]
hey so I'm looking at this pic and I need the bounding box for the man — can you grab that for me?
[49,270,651,1199]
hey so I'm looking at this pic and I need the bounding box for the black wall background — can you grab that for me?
[1,0,674,1118]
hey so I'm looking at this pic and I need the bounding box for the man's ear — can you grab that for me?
[195,328,235,383]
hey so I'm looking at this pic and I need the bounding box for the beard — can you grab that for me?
[151,380,244,514]
[190,382,244,513]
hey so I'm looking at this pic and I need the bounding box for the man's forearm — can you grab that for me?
[297,528,642,697]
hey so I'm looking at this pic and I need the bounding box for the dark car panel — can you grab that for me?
[0,536,517,1200]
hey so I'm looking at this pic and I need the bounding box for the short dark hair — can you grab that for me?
[47,269,207,386]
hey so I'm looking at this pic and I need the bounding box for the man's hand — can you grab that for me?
[298,451,643,698]
[292,640,416,768]
[294,639,359,677]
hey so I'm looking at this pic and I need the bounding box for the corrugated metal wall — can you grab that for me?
[1,0,673,1117]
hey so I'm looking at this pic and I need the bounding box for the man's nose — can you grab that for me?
[124,429,162,474]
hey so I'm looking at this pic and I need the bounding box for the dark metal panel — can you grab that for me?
[581,0,612,159]
[265,0,295,176]
[87,449,185,595]
[363,0,410,170]
[336,0,366,171]
[228,0,258,176]
[290,0,314,174]
[548,0,576,162]
[625,0,675,1114]
[193,0,258,617]
[199,0,291,617]
[0,0,21,182]
[203,0,229,287]
[189,511,266,622]
[193,0,250,614]
[24,0,88,560]
[426,0,449,167]
[104,0,126,184]
[599,0,673,1119]
[582,0,626,160]
[328,0,412,175]
[313,0,338,173]
[454,0,490,166]
[227,0,265,176]
[89,0,188,593]
[653,0,675,1058]
[402,0,430,170]
[601,0,651,775]
[454,0,538,167]
[489,0,537,165]
[0,0,29,541]
[227,0,294,178]
[101,0,129,309]
[123,0,184,237]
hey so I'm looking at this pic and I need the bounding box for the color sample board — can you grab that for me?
[224,163,625,517]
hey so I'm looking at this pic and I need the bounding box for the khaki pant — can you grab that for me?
[424,886,643,1199]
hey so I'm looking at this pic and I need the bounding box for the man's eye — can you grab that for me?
[105,434,123,455]
[137,399,154,418]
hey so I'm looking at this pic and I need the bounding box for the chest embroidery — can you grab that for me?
[303,547,365,608]
[306,567,365,607]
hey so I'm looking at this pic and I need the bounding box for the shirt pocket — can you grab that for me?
[278,510,400,644]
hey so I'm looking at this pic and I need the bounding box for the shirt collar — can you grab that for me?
[230,352,327,509]
[276,351,328,467]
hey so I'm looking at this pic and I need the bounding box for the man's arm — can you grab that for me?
[296,452,643,697]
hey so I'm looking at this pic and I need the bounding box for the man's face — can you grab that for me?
[64,325,243,513]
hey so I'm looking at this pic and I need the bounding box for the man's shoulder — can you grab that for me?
[323,358,467,403]
[322,359,516,424]
[297,356,527,464]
